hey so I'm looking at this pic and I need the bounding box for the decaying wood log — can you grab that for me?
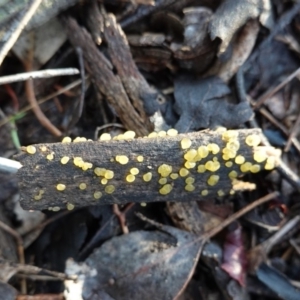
[15,129,280,211]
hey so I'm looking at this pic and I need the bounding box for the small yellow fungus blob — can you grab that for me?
[179,168,189,177]
[143,172,152,182]
[253,151,267,163]
[116,155,129,165]
[245,134,261,147]
[167,128,178,136]
[170,173,179,180]
[82,162,93,171]
[140,202,147,207]
[265,157,276,170]
[79,183,87,190]
[228,170,238,179]
[205,161,220,172]
[73,157,83,166]
[40,146,47,152]
[158,164,173,177]
[201,189,209,196]
[159,184,172,195]
[148,132,158,138]
[226,140,240,151]
[207,143,220,154]
[217,190,225,197]
[207,175,220,186]
[123,131,136,139]
[184,161,196,169]
[137,155,144,162]
[73,137,87,142]
[130,168,139,175]
[104,170,114,179]
[34,195,42,201]
[230,189,235,195]
[197,165,206,173]
[158,131,167,137]
[94,191,102,199]
[185,184,195,192]
[62,136,72,143]
[126,174,136,182]
[235,155,245,165]
[99,133,111,141]
[185,177,195,184]
[26,145,36,154]
[222,154,230,161]
[184,149,197,161]
[94,167,106,177]
[101,178,108,185]
[159,178,167,185]
[56,184,66,191]
[225,161,233,168]
[215,127,227,133]
[181,137,192,149]
[52,207,61,212]
[105,185,115,194]
[61,156,70,165]
[67,203,75,210]
[198,146,209,158]
[250,164,261,173]
[240,162,252,173]
[222,130,238,142]
[47,153,54,160]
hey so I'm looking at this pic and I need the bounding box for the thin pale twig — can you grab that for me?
[285,110,300,152]
[0,68,79,85]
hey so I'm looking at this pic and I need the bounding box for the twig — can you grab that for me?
[0,68,79,85]
[0,0,42,66]
[285,110,300,152]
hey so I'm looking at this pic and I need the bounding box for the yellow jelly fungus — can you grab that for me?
[226,140,240,151]
[60,156,70,165]
[73,137,87,142]
[67,203,75,210]
[184,149,197,161]
[215,127,227,133]
[130,168,139,175]
[148,132,158,138]
[104,170,114,179]
[140,202,147,207]
[222,130,238,142]
[167,128,178,136]
[159,184,172,195]
[250,164,261,173]
[105,185,115,194]
[184,161,196,169]
[222,148,237,159]
[39,189,44,195]
[56,184,66,191]
[52,207,60,212]
[73,157,83,166]
[47,153,54,160]
[240,162,252,173]
[235,155,245,165]
[101,178,108,185]
[158,131,167,137]
[40,146,47,152]
[158,164,173,177]
[137,155,144,162]
[225,161,233,167]
[253,151,267,163]
[245,134,261,147]
[34,195,42,201]
[181,137,192,149]
[222,154,230,161]
[207,175,220,186]
[94,191,102,199]
[230,189,235,195]
[197,146,209,158]
[185,184,195,192]
[116,155,129,165]
[99,133,111,141]
[159,178,167,185]
[207,143,220,154]
[79,183,87,190]
[62,136,72,143]
[228,170,238,179]
[94,167,106,177]
[126,174,135,182]
[185,177,195,184]
[26,145,36,154]
[170,173,179,180]
[82,163,92,171]
[143,172,152,182]
[179,168,189,177]
[205,161,220,172]
[265,157,276,170]
[123,131,136,139]
[217,190,225,197]
[201,189,209,196]
[197,165,206,173]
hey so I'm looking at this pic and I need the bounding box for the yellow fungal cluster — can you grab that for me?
[79,183,87,190]
[94,191,102,199]
[56,183,66,191]
[116,155,129,165]
[34,189,44,201]
[167,128,178,136]
[181,137,192,149]
[26,145,36,154]
[62,137,72,143]
[137,155,144,162]
[99,133,111,141]
[46,152,54,161]
[158,164,173,177]
[67,203,75,210]
[61,156,70,165]
[73,137,87,142]
[159,184,172,195]
[73,157,93,171]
